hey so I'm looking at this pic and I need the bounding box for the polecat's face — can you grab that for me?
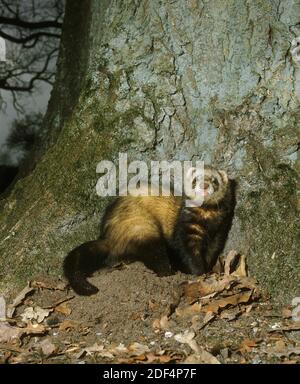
[185,166,229,206]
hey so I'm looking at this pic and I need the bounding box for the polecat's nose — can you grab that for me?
[204,182,210,189]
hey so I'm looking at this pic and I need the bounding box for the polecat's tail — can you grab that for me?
[63,239,109,296]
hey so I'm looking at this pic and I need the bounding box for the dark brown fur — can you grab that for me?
[63,167,236,295]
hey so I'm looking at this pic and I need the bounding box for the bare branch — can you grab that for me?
[0,16,62,29]
[0,47,59,92]
[0,29,61,44]
[0,0,64,111]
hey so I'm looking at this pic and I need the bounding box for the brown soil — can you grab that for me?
[1,261,299,364]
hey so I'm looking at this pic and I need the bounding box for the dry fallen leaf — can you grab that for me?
[23,322,47,335]
[262,343,300,358]
[20,306,52,323]
[202,291,253,314]
[268,322,300,332]
[191,311,215,330]
[1,296,48,343]
[84,343,105,354]
[0,321,48,343]
[182,275,235,304]
[0,343,23,353]
[224,250,248,277]
[224,250,240,275]
[175,303,202,317]
[36,338,57,356]
[184,350,220,364]
[212,256,224,274]
[191,315,201,330]
[231,254,247,277]
[86,343,113,358]
[55,302,72,316]
[282,308,292,319]
[44,295,74,310]
[7,283,35,318]
[109,343,128,355]
[245,304,253,314]
[0,351,12,364]
[199,311,215,329]
[273,340,287,352]
[64,346,81,354]
[144,353,173,363]
[118,351,182,364]
[236,277,260,292]
[117,356,146,363]
[59,320,80,331]
[152,315,169,330]
[9,352,34,364]
[174,330,199,354]
[220,307,242,321]
[0,323,22,343]
[128,342,150,356]
[75,343,114,359]
[238,338,259,354]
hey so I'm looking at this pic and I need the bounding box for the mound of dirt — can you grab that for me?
[1,257,299,364]
[67,262,191,344]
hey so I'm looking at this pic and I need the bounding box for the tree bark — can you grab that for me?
[1,0,299,302]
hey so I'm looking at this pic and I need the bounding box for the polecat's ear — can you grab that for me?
[218,170,228,183]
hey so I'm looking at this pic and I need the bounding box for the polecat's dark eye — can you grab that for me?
[212,176,219,187]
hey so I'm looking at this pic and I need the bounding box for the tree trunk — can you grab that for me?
[1,0,299,302]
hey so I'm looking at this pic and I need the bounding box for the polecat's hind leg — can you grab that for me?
[127,237,173,276]
[63,239,109,296]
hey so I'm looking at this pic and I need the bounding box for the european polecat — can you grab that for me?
[63,166,235,295]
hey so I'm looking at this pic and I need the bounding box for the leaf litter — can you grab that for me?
[0,252,299,364]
